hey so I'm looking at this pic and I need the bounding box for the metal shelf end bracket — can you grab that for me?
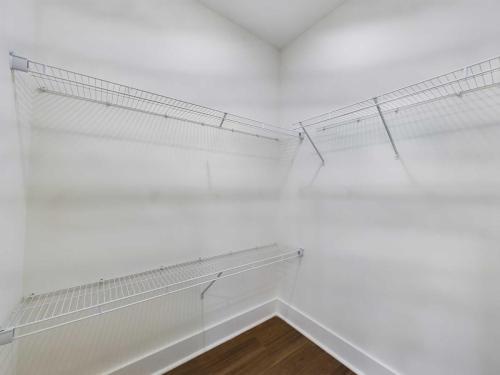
[9,52,29,72]
[0,328,14,346]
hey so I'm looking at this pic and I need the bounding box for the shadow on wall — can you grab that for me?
[279,59,500,375]
[13,68,290,159]
[11,69,302,201]
[295,84,500,196]
[11,63,303,291]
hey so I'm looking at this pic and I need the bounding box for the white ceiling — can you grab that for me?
[198,0,346,48]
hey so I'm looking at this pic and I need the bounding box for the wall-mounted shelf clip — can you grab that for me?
[0,328,14,346]
[9,52,29,72]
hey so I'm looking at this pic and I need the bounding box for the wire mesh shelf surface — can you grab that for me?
[295,56,500,134]
[10,54,298,142]
[1,244,302,343]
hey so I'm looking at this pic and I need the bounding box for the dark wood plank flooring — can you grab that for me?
[167,317,356,375]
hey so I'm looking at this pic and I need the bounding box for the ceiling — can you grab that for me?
[198,0,346,49]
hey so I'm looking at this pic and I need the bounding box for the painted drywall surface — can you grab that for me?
[198,0,346,48]
[280,0,500,125]
[0,0,33,334]
[279,0,500,374]
[31,0,280,124]
[22,0,283,293]
[16,1,292,373]
[0,1,34,374]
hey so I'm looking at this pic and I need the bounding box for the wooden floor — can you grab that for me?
[167,317,356,375]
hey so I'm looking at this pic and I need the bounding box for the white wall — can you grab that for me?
[23,0,283,293]
[33,0,280,124]
[0,1,33,374]
[279,1,500,374]
[8,0,500,373]
[280,0,500,124]
[0,0,33,330]
[13,1,291,373]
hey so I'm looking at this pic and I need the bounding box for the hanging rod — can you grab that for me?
[9,53,299,142]
[0,244,304,344]
[293,55,500,132]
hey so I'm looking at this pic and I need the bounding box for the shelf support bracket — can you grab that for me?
[219,112,227,127]
[9,52,29,72]
[373,97,400,159]
[0,328,14,346]
[201,272,223,299]
[300,123,325,165]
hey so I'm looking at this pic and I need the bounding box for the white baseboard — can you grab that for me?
[276,299,398,375]
[111,298,397,375]
[109,299,277,375]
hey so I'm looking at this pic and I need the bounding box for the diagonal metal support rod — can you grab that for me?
[300,123,325,165]
[201,272,223,299]
[373,97,400,159]
[219,112,227,127]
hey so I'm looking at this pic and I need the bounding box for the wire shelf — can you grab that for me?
[0,244,302,343]
[10,54,298,142]
[295,56,500,133]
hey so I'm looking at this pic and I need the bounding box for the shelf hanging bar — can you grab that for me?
[373,97,400,159]
[9,53,299,142]
[300,123,325,165]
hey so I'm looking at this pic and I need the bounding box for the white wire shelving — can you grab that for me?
[9,53,298,142]
[294,55,500,141]
[0,244,303,345]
